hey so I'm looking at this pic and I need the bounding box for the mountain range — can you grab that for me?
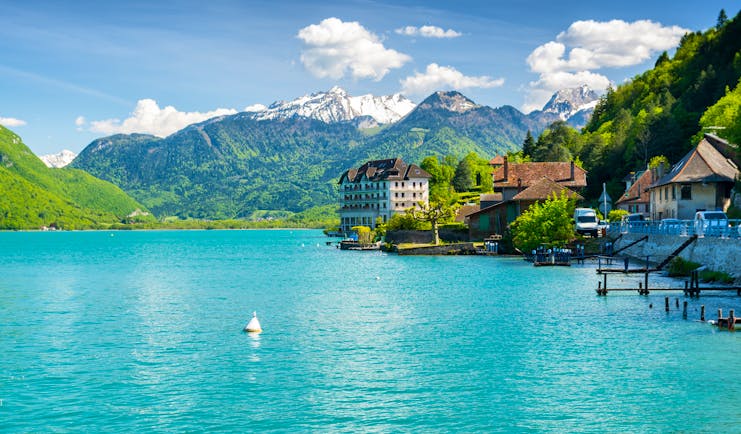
[70,86,599,219]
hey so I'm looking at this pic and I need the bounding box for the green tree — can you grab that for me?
[531,121,581,162]
[385,212,423,231]
[717,9,728,29]
[697,78,741,145]
[452,157,474,192]
[421,155,455,202]
[410,201,457,245]
[648,155,670,169]
[509,191,577,252]
[608,209,629,222]
[351,225,374,244]
[522,130,536,158]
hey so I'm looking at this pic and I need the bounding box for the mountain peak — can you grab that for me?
[251,87,415,124]
[542,84,600,121]
[419,91,479,113]
[39,149,77,168]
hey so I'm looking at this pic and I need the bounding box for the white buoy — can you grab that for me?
[244,311,262,333]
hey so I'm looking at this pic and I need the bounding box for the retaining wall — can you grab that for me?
[615,233,741,280]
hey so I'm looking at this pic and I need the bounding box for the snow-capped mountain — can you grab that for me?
[541,84,600,122]
[39,149,77,168]
[248,86,416,125]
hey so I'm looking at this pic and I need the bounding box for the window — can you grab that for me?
[395,192,398,198]
[402,182,405,187]
[672,185,676,200]
[413,182,416,188]
[680,184,691,200]
[395,182,398,188]
[401,193,405,198]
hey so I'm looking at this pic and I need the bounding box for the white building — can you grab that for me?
[338,158,431,233]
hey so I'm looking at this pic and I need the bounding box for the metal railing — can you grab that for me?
[608,219,741,238]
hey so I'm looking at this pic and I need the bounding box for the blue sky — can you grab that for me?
[0,0,736,155]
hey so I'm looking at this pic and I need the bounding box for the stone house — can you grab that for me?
[648,134,738,220]
[615,169,652,217]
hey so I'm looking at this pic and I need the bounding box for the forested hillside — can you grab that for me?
[0,126,152,229]
[521,9,741,202]
[581,9,741,199]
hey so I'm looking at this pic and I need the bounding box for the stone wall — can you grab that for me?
[615,233,741,280]
[396,243,477,256]
[385,229,469,244]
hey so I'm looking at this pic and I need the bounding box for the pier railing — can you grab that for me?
[609,219,741,239]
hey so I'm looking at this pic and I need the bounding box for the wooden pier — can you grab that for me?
[595,268,741,297]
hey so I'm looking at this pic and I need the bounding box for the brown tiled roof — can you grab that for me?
[651,137,739,188]
[616,169,652,205]
[489,155,505,165]
[511,177,583,201]
[339,158,431,184]
[493,161,587,188]
[479,193,503,202]
[455,204,480,222]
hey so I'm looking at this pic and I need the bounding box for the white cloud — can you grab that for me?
[0,117,27,127]
[297,17,411,81]
[244,103,267,112]
[89,99,237,137]
[395,25,462,38]
[75,116,86,126]
[400,63,504,96]
[524,19,689,112]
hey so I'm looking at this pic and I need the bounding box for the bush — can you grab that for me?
[667,257,701,277]
[699,270,735,284]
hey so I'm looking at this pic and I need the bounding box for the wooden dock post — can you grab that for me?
[683,301,688,318]
[603,273,607,292]
[730,309,736,331]
[701,305,705,321]
[643,268,648,291]
[665,296,669,312]
[718,308,723,324]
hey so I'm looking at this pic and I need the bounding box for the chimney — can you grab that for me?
[570,161,575,181]
[657,162,666,179]
[503,156,508,182]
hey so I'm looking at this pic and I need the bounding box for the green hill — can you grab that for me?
[0,126,153,229]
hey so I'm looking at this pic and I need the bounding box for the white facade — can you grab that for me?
[338,160,430,233]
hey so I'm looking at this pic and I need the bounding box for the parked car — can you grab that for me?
[694,211,729,236]
[598,219,610,231]
[574,208,598,237]
[659,218,683,234]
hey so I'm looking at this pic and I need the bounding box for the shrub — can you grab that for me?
[667,257,701,277]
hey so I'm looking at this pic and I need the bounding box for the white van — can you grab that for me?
[574,208,598,237]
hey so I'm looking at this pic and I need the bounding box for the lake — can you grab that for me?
[1,230,739,431]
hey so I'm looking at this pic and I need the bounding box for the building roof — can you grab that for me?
[489,155,505,165]
[455,204,480,222]
[616,169,652,205]
[339,158,431,184]
[510,177,583,201]
[492,161,587,189]
[651,136,739,188]
[479,193,503,203]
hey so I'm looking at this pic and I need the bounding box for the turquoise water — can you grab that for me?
[1,230,740,431]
